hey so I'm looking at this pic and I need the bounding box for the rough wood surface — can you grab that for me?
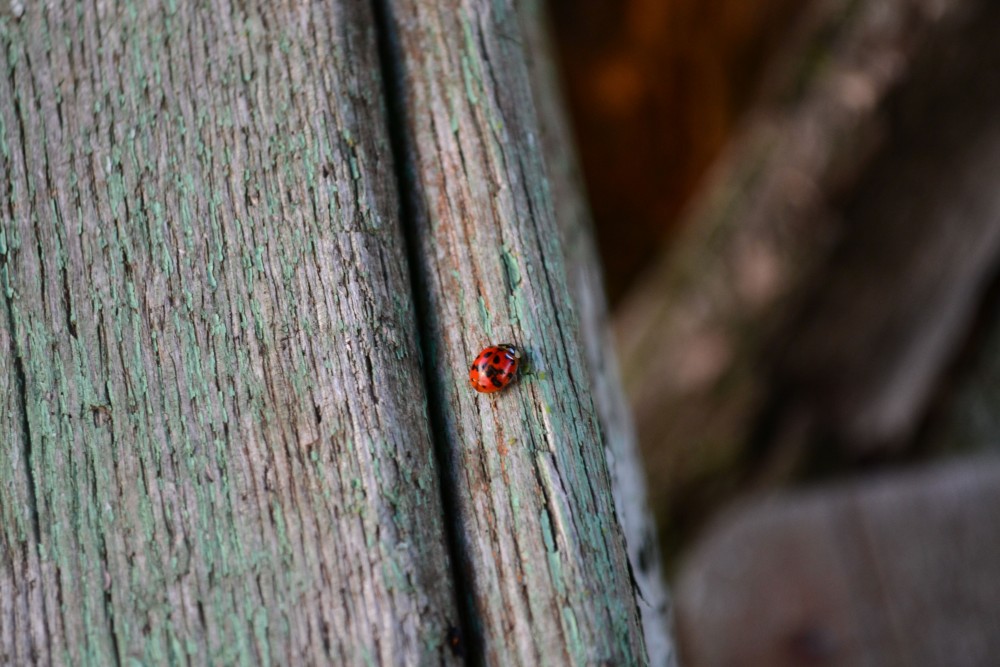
[379,0,648,663]
[0,2,460,664]
[675,457,1000,667]
[518,2,676,664]
[612,0,973,551]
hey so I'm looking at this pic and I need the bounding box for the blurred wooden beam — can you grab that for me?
[675,457,1000,667]
[614,0,1000,553]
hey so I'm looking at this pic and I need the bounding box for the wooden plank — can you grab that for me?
[516,3,676,665]
[0,2,458,664]
[675,458,1000,667]
[377,0,648,663]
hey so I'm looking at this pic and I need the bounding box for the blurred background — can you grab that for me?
[550,0,806,304]
[546,0,1000,664]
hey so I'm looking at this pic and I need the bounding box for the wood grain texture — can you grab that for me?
[675,457,1000,667]
[0,1,459,664]
[517,2,676,664]
[378,0,648,663]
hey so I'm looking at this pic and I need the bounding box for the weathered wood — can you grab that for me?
[378,0,648,663]
[0,2,459,664]
[675,457,1000,667]
[613,0,974,550]
[517,2,676,664]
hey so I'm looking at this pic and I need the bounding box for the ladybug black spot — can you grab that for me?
[491,376,504,388]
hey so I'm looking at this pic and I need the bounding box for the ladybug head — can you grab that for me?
[499,343,521,359]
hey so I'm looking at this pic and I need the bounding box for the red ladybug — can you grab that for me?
[469,344,521,393]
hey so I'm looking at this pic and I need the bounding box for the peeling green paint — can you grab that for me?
[477,295,492,336]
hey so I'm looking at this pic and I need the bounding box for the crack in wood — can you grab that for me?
[370,1,487,664]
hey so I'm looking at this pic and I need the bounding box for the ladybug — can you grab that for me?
[469,343,521,393]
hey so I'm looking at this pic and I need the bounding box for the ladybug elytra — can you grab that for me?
[469,344,521,393]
